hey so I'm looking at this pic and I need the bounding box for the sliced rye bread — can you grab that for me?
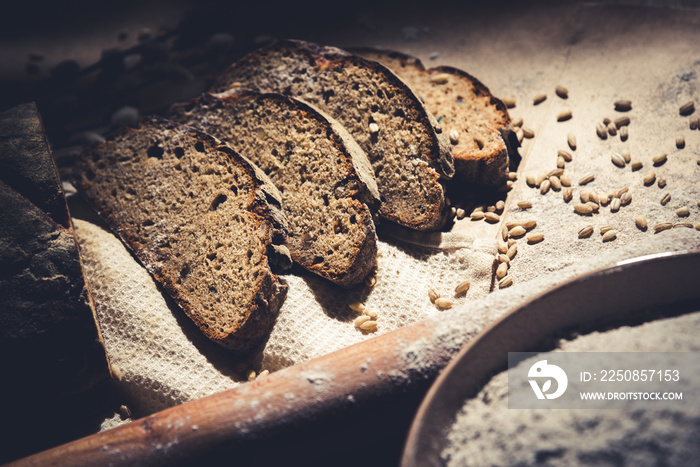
[168,91,380,287]
[210,39,454,231]
[351,48,516,186]
[0,102,110,401]
[74,116,291,353]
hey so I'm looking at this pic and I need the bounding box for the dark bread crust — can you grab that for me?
[211,39,454,231]
[0,102,70,226]
[169,91,378,287]
[350,47,517,186]
[75,116,290,353]
[0,102,110,399]
[0,181,110,397]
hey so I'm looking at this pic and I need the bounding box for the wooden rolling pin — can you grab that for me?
[11,317,456,466]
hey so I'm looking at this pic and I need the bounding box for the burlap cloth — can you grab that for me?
[63,2,700,428]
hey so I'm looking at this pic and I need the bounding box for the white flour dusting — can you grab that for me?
[442,311,700,466]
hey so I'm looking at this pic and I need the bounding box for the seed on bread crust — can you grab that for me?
[430,73,450,84]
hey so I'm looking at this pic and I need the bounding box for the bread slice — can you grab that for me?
[210,39,454,231]
[168,91,380,287]
[0,102,110,400]
[351,48,515,186]
[74,116,291,353]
